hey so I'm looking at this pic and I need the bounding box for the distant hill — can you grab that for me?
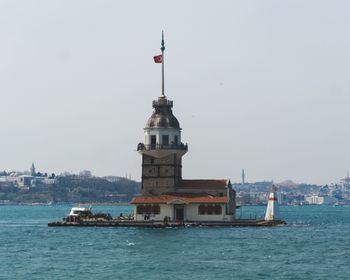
[0,175,140,204]
[277,180,299,188]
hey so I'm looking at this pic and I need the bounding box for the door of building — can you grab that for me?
[174,205,184,221]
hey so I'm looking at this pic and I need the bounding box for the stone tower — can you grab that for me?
[137,95,188,196]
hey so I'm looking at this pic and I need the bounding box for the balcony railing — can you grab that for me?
[137,143,188,152]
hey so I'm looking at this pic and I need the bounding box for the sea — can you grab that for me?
[0,205,349,280]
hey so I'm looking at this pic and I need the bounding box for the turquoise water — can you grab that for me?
[0,205,349,279]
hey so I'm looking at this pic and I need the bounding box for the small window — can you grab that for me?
[198,204,222,215]
[162,135,169,146]
[198,205,206,215]
[145,205,152,214]
[137,205,160,215]
[207,205,213,215]
[174,135,178,145]
[151,135,156,147]
[214,205,222,215]
[153,205,160,215]
[137,205,144,214]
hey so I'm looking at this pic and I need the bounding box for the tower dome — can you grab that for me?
[145,96,180,129]
[139,95,186,157]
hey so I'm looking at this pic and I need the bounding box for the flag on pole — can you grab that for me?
[153,54,163,63]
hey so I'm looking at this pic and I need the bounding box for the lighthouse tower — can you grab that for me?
[137,32,188,196]
[137,96,188,195]
[132,33,236,223]
[264,185,280,221]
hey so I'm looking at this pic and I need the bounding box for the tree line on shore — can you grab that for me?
[0,175,140,204]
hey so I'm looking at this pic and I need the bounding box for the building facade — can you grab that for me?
[304,195,333,205]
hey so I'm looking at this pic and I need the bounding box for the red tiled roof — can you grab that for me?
[177,179,229,189]
[131,194,228,204]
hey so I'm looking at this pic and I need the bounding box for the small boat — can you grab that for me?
[68,207,93,217]
[63,206,113,223]
[65,207,93,222]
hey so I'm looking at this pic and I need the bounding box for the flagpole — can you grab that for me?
[161,31,165,97]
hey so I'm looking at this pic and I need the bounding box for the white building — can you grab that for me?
[17,175,34,189]
[304,195,333,205]
[133,193,234,222]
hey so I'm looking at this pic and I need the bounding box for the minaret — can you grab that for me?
[30,162,36,177]
[264,185,280,221]
[241,168,245,185]
[137,32,188,196]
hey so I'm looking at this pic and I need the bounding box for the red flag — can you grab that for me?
[153,54,163,63]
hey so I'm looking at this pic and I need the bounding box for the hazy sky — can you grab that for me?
[0,0,349,184]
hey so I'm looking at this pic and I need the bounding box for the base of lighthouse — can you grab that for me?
[132,180,236,222]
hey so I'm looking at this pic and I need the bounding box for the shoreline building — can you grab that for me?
[132,33,236,222]
[16,163,56,188]
[340,171,350,190]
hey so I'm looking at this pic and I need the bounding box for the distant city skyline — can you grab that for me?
[1,163,349,186]
[1,1,349,185]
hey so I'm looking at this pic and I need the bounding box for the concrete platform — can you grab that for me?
[48,219,286,227]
